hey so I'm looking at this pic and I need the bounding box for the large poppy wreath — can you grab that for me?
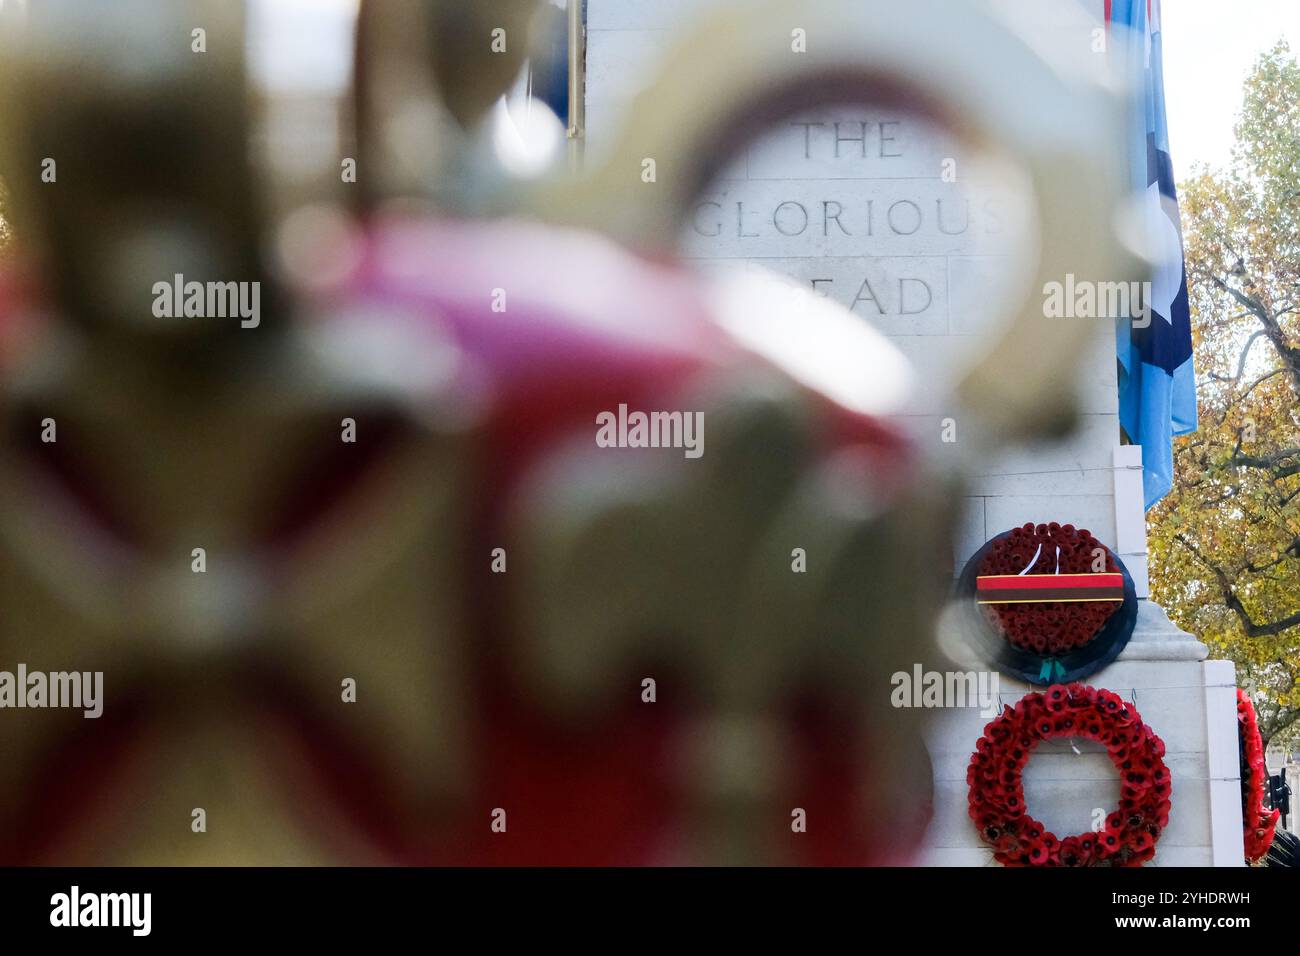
[968,684,1170,867]
[1237,690,1280,864]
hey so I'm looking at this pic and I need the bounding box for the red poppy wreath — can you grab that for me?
[1237,690,1280,864]
[977,523,1122,656]
[968,684,1170,867]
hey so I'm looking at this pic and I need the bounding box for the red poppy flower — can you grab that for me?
[1127,845,1157,865]
[1058,836,1086,867]
[1123,770,1152,790]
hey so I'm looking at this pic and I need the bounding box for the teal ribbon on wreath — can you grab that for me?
[1037,658,1066,683]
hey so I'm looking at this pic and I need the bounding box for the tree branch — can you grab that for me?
[1175,533,1300,637]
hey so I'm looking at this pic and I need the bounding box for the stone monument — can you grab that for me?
[580,0,1242,865]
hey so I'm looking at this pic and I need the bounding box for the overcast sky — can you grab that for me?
[1162,0,1300,182]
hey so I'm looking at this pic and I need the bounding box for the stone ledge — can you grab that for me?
[1117,599,1208,662]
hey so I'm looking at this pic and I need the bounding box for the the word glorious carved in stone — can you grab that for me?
[691,198,1004,240]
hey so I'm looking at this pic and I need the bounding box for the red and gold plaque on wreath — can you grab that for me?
[956,523,1138,685]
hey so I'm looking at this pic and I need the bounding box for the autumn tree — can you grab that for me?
[1150,42,1300,746]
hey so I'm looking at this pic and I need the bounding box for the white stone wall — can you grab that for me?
[923,640,1236,866]
[584,0,1122,572]
[584,0,1240,866]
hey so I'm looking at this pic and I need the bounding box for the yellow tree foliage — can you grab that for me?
[1151,42,1300,745]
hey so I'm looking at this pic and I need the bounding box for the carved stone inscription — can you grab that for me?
[680,112,1023,338]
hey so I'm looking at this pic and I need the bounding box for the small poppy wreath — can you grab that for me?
[967,684,1170,867]
[1237,690,1280,864]
[956,524,1138,686]
[977,523,1121,655]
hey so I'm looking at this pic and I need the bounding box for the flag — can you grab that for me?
[1107,0,1198,509]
